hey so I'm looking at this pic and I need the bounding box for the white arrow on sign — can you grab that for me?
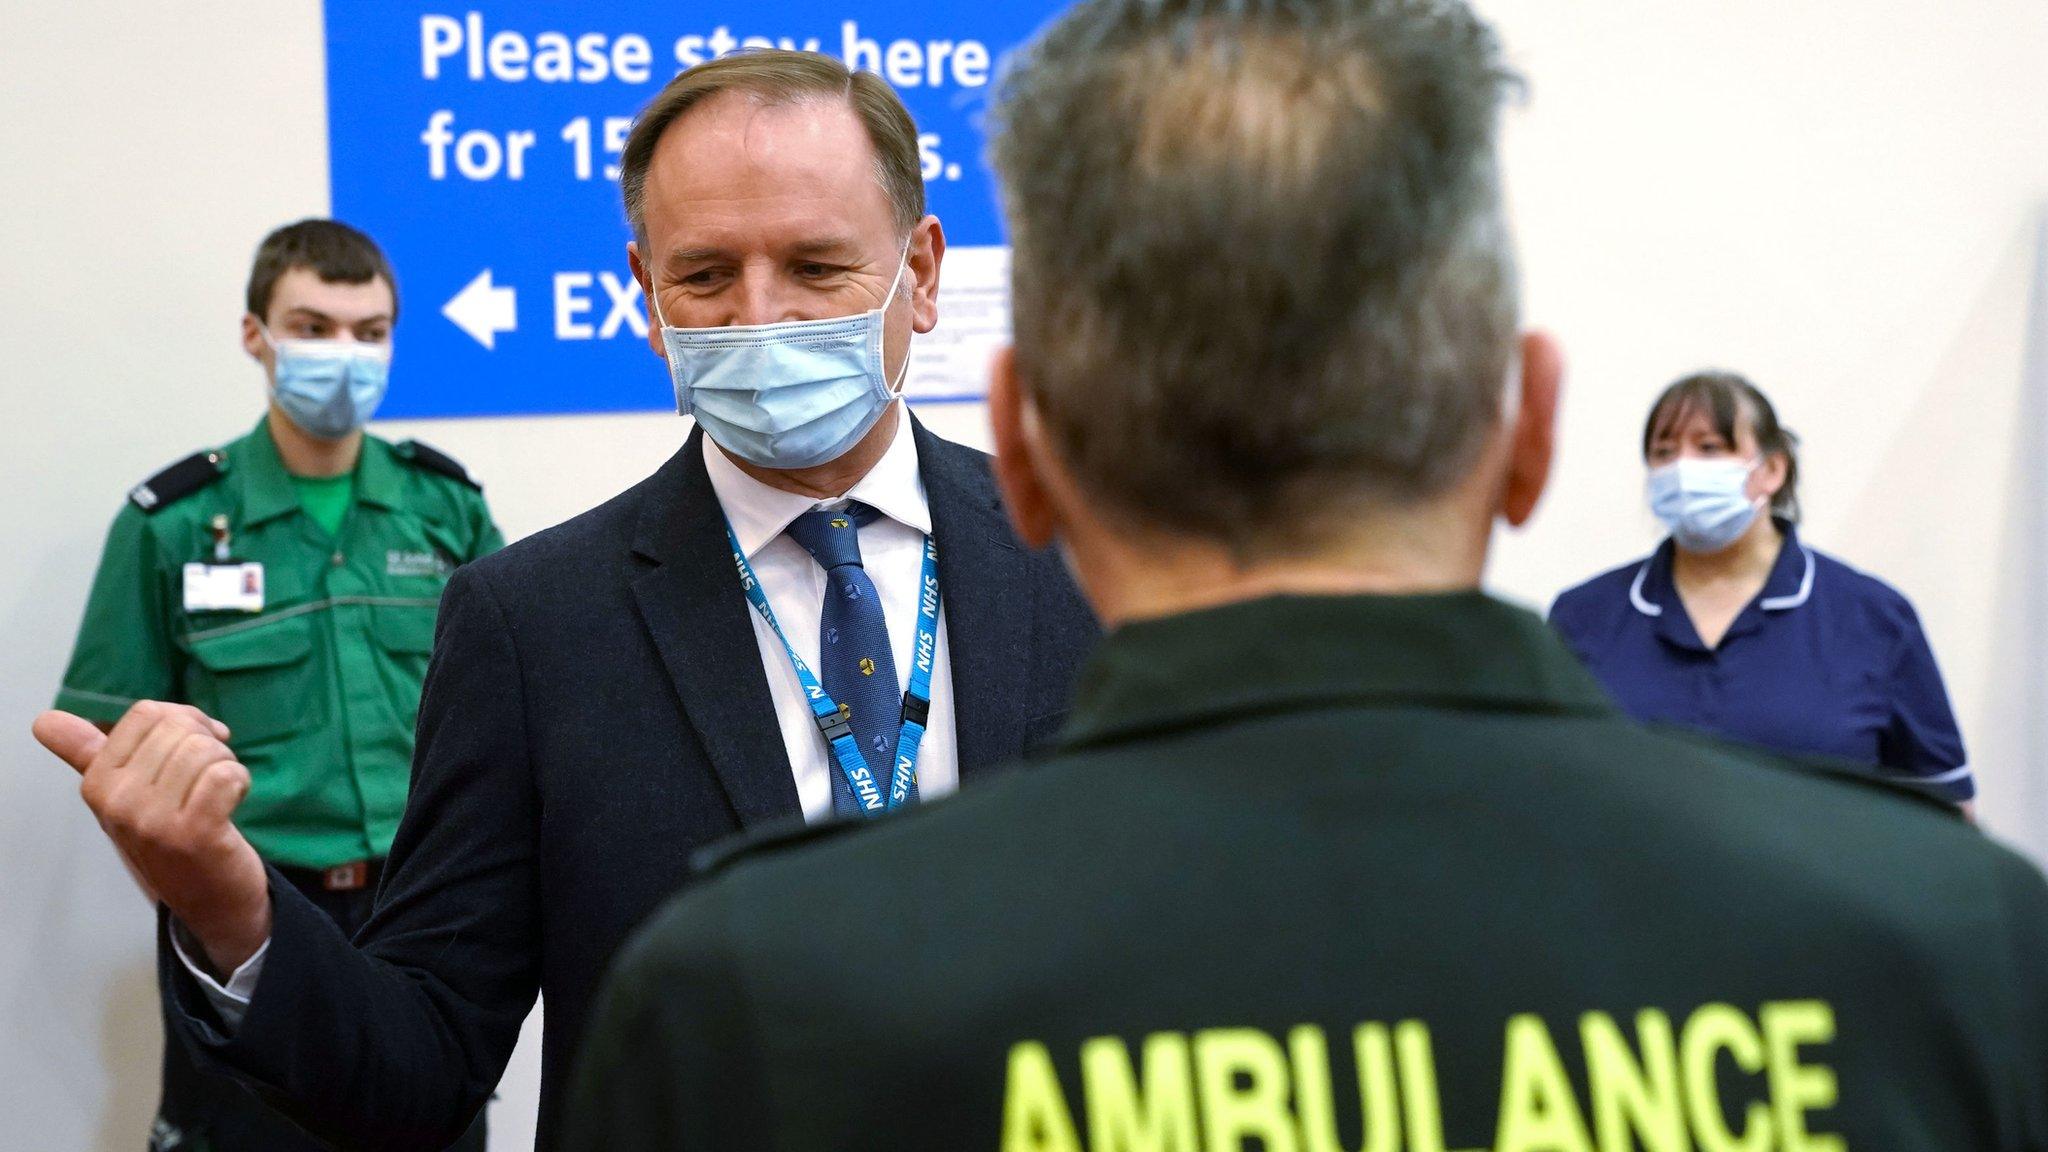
[443,269,517,350]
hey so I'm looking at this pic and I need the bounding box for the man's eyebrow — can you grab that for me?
[280,306,393,326]
[666,246,735,269]
[786,237,865,259]
[663,238,867,268]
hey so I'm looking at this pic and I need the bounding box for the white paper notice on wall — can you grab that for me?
[904,246,1010,403]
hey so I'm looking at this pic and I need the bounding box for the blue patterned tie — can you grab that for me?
[784,503,904,815]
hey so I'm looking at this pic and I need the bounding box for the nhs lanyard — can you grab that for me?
[725,521,940,815]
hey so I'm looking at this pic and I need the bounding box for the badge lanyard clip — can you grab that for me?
[210,514,233,562]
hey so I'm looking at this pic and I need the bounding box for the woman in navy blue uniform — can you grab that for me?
[1549,371,1972,806]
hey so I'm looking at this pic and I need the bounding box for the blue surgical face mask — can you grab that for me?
[656,250,911,470]
[260,324,392,439]
[1647,457,1762,553]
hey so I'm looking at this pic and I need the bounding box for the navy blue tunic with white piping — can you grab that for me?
[1548,521,1971,801]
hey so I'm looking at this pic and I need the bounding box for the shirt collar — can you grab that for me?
[353,435,406,511]
[1632,520,1811,616]
[1756,523,1814,610]
[1629,519,1813,651]
[1058,592,1615,753]
[226,418,302,527]
[229,417,393,524]
[702,403,931,558]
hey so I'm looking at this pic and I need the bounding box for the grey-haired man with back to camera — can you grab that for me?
[563,1,2048,1148]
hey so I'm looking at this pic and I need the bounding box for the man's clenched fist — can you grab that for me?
[35,702,271,975]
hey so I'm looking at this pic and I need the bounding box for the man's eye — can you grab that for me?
[796,263,833,278]
[683,269,723,287]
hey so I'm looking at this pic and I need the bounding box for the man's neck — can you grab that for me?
[1072,509,1491,629]
[724,402,902,500]
[266,407,362,479]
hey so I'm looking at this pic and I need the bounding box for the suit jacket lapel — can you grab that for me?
[913,416,1031,782]
[629,429,803,829]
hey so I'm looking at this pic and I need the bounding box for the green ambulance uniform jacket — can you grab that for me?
[56,419,504,869]
[565,593,2048,1152]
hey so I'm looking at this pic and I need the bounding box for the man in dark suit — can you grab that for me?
[33,50,1096,1150]
[560,1,2048,1148]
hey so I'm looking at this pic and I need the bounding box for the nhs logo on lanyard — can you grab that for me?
[915,536,941,676]
[915,612,937,676]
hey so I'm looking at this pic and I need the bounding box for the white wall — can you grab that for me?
[1481,0,2048,864]
[1,1,2044,1148]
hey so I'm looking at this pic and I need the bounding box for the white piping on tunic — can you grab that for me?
[1628,545,1815,618]
[1628,562,1663,617]
[1759,546,1816,611]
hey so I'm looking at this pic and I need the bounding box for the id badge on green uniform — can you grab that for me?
[182,562,265,613]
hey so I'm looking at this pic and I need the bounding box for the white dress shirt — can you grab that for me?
[175,403,960,1021]
[702,404,960,821]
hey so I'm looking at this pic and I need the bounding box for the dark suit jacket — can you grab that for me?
[162,418,1100,1150]
[562,593,2048,1152]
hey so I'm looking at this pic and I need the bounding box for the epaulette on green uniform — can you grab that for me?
[127,449,227,514]
[393,440,481,490]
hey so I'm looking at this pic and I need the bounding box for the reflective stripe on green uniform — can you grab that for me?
[56,418,504,868]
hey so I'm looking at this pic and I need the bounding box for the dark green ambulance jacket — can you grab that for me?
[566,593,2048,1152]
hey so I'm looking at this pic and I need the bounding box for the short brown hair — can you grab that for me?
[245,219,397,321]
[619,50,925,241]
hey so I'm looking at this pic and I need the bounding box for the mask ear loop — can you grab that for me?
[878,243,915,394]
[252,318,313,403]
[649,280,673,332]
[878,244,912,312]
[1742,455,1771,522]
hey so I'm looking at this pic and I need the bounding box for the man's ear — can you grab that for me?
[908,215,946,335]
[988,346,1058,550]
[1502,330,1564,528]
[241,313,270,370]
[628,240,663,358]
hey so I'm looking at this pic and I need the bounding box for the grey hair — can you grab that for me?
[988,0,1522,557]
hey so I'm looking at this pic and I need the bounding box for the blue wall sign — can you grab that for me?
[324,2,1057,419]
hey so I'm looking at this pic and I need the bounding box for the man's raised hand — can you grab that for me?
[34,702,271,975]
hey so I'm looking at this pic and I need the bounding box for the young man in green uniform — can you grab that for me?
[561,2,2048,1149]
[55,219,500,1151]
